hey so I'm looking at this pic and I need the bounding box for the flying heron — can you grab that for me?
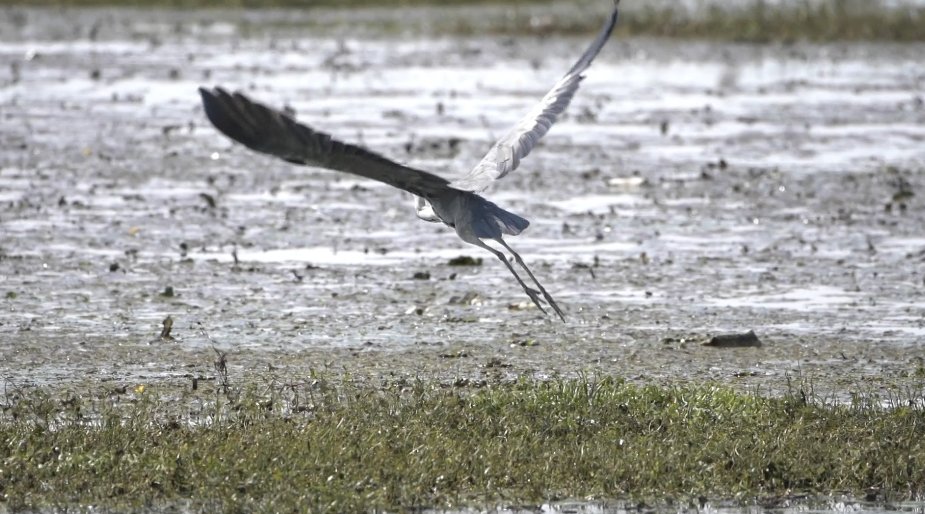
[200,3,620,321]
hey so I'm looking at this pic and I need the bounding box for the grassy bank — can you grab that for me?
[1,0,924,41]
[2,376,924,512]
[626,3,925,42]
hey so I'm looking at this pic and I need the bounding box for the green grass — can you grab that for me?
[2,375,924,512]
[625,2,925,42]
[1,0,924,41]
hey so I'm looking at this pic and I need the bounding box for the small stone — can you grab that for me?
[704,330,762,348]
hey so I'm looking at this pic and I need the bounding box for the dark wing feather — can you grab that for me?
[200,87,451,198]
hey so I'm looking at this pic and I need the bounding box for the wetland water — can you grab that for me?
[436,500,925,514]
[1,7,924,398]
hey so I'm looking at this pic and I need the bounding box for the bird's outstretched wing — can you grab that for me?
[200,87,451,198]
[450,2,620,193]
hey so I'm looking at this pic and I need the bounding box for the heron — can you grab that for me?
[199,2,620,322]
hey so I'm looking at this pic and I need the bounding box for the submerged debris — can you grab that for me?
[507,300,537,312]
[439,350,469,359]
[484,357,511,369]
[571,262,596,279]
[199,192,217,209]
[405,305,427,316]
[447,256,483,266]
[159,315,174,341]
[448,292,481,306]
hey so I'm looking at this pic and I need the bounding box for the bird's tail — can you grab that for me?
[470,196,530,237]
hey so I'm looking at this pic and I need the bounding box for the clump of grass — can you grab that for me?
[1,376,924,511]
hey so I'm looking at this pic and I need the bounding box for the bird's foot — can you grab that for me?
[522,287,567,321]
[523,287,549,316]
[543,292,567,322]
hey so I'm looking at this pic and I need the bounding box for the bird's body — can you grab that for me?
[200,2,620,321]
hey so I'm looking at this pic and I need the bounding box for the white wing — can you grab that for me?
[451,2,620,193]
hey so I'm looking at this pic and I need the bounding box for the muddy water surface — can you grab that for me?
[1,7,924,397]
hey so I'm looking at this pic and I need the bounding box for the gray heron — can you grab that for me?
[199,3,620,321]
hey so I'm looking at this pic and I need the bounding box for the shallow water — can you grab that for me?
[430,498,925,514]
[1,7,924,401]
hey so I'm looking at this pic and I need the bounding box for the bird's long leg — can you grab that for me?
[468,238,549,317]
[495,238,566,322]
